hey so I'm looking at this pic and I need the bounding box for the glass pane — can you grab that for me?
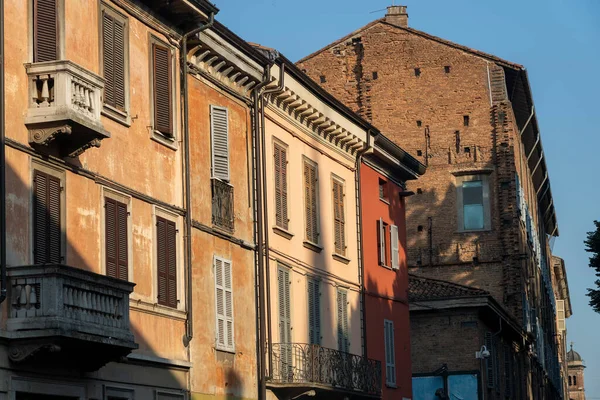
[464,204,484,230]
[463,180,483,205]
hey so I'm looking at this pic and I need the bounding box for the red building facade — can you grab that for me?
[360,137,424,399]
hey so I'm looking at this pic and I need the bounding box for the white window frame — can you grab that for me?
[101,187,133,282]
[214,255,235,353]
[272,137,291,236]
[456,173,492,232]
[384,319,396,386]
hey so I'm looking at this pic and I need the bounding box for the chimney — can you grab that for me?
[385,5,408,28]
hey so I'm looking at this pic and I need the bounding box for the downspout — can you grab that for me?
[253,65,273,400]
[0,0,6,304]
[356,131,372,357]
[259,63,285,377]
[181,12,215,343]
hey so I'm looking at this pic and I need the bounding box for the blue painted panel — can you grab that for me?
[448,374,479,400]
[412,376,444,400]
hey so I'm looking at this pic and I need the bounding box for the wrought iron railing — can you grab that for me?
[211,178,234,232]
[268,343,382,395]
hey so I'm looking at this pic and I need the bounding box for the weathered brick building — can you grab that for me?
[298,5,564,399]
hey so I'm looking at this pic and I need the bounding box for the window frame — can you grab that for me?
[378,218,390,267]
[210,104,230,182]
[152,206,184,311]
[378,178,389,203]
[30,160,66,265]
[384,319,396,387]
[29,0,65,62]
[456,173,492,232]
[278,264,293,344]
[99,1,130,126]
[302,156,321,249]
[148,34,177,149]
[101,187,132,281]
[214,255,235,353]
[331,174,347,258]
[104,386,134,400]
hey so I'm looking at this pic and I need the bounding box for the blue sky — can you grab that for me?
[214,0,600,396]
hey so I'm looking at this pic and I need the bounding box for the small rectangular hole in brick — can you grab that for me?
[372,71,378,80]
[320,75,326,83]
[444,65,451,73]
[464,115,470,126]
[417,188,423,194]
[414,68,421,77]
[416,120,422,127]
[417,225,423,232]
[417,150,423,156]
[464,147,471,154]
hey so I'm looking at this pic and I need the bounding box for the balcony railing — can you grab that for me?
[25,60,110,157]
[6,264,136,370]
[408,238,503,267]
[268,343,382,396]
[211,178,234,232]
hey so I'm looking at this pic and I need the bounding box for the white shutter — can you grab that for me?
[308,279,320,345]
[214,256,234,351]
[379,218,385,265]
[390,225,399,270]
[557,300,565,332]
[210,105,230,181]
[384,320,396,385]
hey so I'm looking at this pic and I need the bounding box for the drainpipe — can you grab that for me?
[0,0,6,305]
[259,63,285,376]
[253,65,273,400]
[355,131,373,357]
[181,12,215,343]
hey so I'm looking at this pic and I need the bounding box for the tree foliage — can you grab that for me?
[585,220,600,313]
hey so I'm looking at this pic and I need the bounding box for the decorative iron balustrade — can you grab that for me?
[268,343,382,396]
[212,178,234,232]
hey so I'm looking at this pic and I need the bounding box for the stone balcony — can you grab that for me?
[24,60,110,158]
[5,264,136,371]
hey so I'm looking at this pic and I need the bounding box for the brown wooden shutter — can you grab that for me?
[102,12,126,111]
[33,170,61,264]
[153,43,172,136]
[157,216,177,308]
[332,179,345,255]
[33,0,58,62]
[303,161,318,243]
[274,144,288,230]
[105,197,128,280]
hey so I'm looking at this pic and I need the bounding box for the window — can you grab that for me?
[568,376,572,386]
[303,158,319,244]
[504,345,512,397]
[101,3,129,122]
[307,278,320,345]
[332,177,346,256]
[33,0,58,62]
[150,36,174,141]
[384,320,396,386]
[278,266,292,344]
[210,106,234,231]
[156,215,177,308]
[377,219,400,269]
[156,392,184,400]
[104,387,134,400]
[378,219,388,267]
[574,376,577,386]
[464,115,470,126]
[379,178,388,201]
[337,289,349,353]
[33,168,63,264]
[485,332,495,388]
[104,197,128,280]
[214,256,234,352]
[457,175,491,232]
[274,142,289,230]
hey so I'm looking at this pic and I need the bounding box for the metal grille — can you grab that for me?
[211,178,234,232]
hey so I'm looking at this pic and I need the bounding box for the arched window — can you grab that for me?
[574,376,577,386]
[568,376,572,386]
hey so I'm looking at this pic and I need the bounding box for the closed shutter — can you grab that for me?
[102,11,126,111]
[274,143,288,230]
[332,179,345,256]
[278,267,292,376]
[157,216,177,308]
[307,279,320,345]
[377,218,386,266]
[504,344,512,396]
[210,106,230,181]
[337,289,349,353]
[384,320,396,385]
[105,197,128,280]
[33,0,57,62]
[390,224,399,270]
[33,170,61,264]
[485,332,494,388]
[215,256,234,351]
[303,161,318,243]
[152,43,172,136]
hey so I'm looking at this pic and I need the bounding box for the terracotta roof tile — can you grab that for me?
[408,274,489,302]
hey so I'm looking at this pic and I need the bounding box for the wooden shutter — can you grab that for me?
[303,161,318,243]
[210,106,230,181]
[102,11,126,111]
[337,289,349,353]
[332,179,345,256]
[274,143,288,230]
[504,344,512,396]
[390,224,399,270]
[278,268,291,343]
[157,216,177,308]
[308,279,320,345]
[485,332,494,388]
[105,197,128,280]
[153,43,172,136]
[33,170,61,264]
[377,218,386,266]
[215,256,234,351]
[384,320,396,385]
[33,0,58,62]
